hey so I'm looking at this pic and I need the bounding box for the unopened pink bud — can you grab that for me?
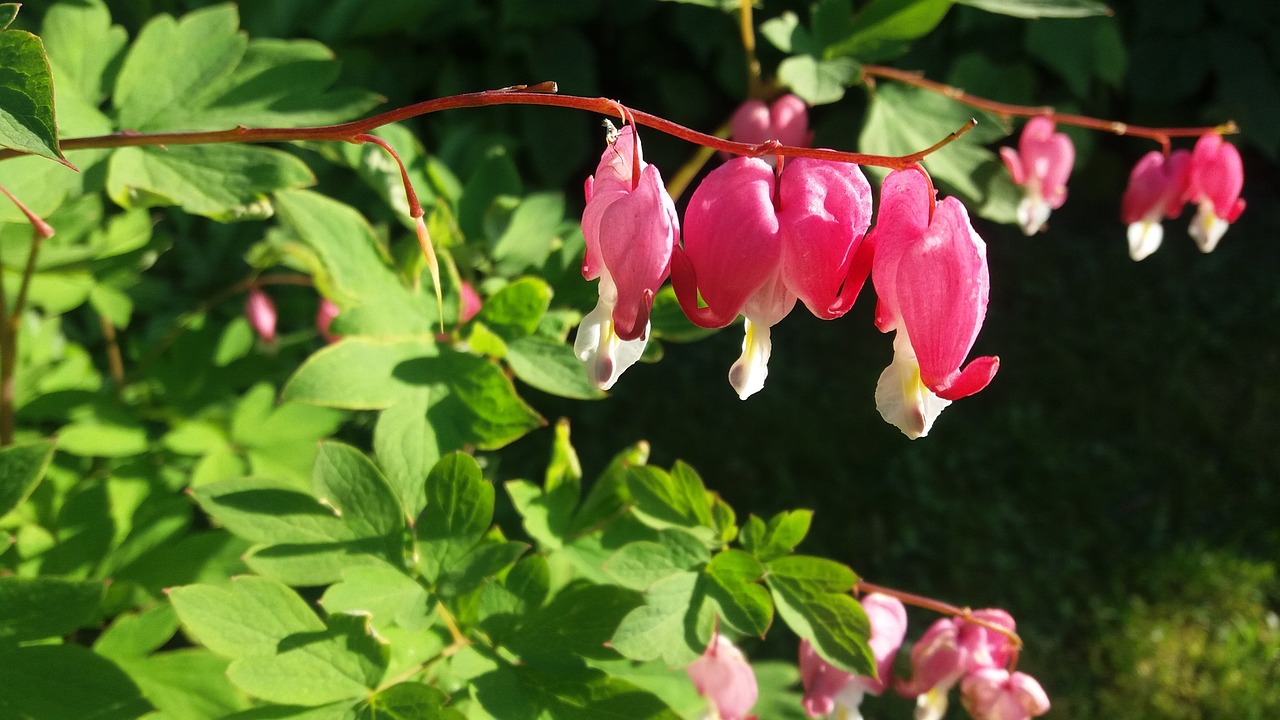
[730,94,811,150]
[315,298,340,343]
[960,669,1050,720]
[246,288,277,343]
[459,282,482,324]
[687,634,758,720]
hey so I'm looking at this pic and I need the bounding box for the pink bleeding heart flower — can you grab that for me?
[671,155,873,399]
[731,94,812,159]
[1182,133,1245,253]
[315,297,340,343]
[687,633,759,720]
[1120,149,1191,261]
[896,610,1018,720]
[961,670,1050,720]
[245,288,277,344]
[799,593,908,719]
[870,169,999,439]
[999,117,1074,236]
[575,124,680,389]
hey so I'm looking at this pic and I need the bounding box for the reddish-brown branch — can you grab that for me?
[856,580,1024,668]
[0,84,967,171]
[861,64,1237,154]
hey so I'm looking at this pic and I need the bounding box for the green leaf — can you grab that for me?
[1025,16,1126,97]
[358,683,461,720]
[0,576,102,640]
[765,556,872,676]
[777,55,860,106]
[437,539,528,598]
[374,391,441,519]
[321,563,432,632]
[828,0,953,62]
[57,418,148,457]
[41,0,128,104]
[956,0,1111,18]
[115,649,249,719]
[94,605,181,660]
[458,148,522,242]
[274,189,437,336]
[112,5,247,130]
[0,5,17,32]
[859,83,1015,222]
[627,463,716,539]
[504,583,642,665]
[740,509,813,562]
[313,441,405,535]
[0,437,54,516]
[603,531,709,591]
[284,338,439,410]
[106,144,315,221]
[609,571,712,666]
[477,277,552,341]
[0,644,151,719]
[506,336,604,400]
[473,665,681,720]
[415,452,493,586]
[705,550,773,637]
[0,28,69,164]
[170,577,386,705]
[760,12,816,55]
[194,478,351,545]
[491,192,566,275]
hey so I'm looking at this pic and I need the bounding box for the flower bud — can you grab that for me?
[246,288,277,344]
[686,634,758,720]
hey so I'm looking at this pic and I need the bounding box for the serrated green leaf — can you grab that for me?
[0,28,69,164]
[0,644,151,720]
[777,55,860,106]
[41,0,127,104]
[828,0,953,62]
[112,5,247,130]
[313,441,405,536]
[765,556,871,675]
[956,0,1110,18]
[0,576,102,640]
[0,437,54,516]
[741,509,813,561]
[106,144,314,221]
[506,336,604,400]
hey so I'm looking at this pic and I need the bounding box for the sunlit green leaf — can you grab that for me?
[0,28,68,164]
[0,437,54,516]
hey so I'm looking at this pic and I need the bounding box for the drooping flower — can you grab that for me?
[315,297,340,343]
[1120,149,1190,261]
[687,633,759,720]
[895,610,1018,720]
[731,94,811,154]
[245,288,277,344]
[575,124,680,389]
[999,117,1074,236]
[671,156,873,399]
[870,170,999,439]
[799,593,908,718]
[960,669,1050,720]
[1182,133,1245,253]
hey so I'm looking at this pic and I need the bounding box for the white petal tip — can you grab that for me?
[728,319,772,400]
[1126,220,1163,261]
[1189,205,1228,253]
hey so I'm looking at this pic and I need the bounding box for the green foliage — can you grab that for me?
[0,20,66,165]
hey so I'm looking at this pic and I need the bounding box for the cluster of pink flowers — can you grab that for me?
[683,595,1049,720]
[575,99,998,438]
[1000,117,1245,260]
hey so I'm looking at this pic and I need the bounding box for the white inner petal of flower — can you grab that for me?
[729,317,772,400]
[875,331,951,439]
[1126,219,1164,262]
[1188,200,1228,253]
